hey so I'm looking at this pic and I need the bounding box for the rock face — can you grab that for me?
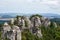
[42,18,51,27]
[17,17,31,29]
[30,16,42,38]
[2,22,11,40]
[12,25,21,40]
[5,30,15,40]
[3,22,11,32]
[18,17,25,29]
[14,16,52,38]
[24,17,31,28]
[53,22,57,28]
[31,16,41,27]
[37,30,42,38]
[2,22,21,40]
[10,18,14,25]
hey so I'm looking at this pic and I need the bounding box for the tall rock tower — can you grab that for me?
[30,16,42,38]
[12,25,21,40]
[2,22,11,40]
[18,18,25,29]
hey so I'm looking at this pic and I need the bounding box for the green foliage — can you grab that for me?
[50,18,60,25]
[5,37,10,40]
[55,27,60,40]
[14,20,18,26]
[22,29,34,40]
[16,15,21,20]
[40,22,60,40]
[25,21,28,27]
[22,29,42,40]
[0,32,2,40]
[21,21,60,40]
[0,24,3,27]
[41,25,55,40]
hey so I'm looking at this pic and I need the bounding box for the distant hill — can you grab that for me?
[0,13,60,18]
[50,18,60,25]
[41,13,60,18]
[0,13,60,25]
[1,15,14,18]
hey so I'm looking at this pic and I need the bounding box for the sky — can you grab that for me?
[0,0,60,14]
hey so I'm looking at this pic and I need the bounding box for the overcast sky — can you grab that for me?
[0,0,60,14]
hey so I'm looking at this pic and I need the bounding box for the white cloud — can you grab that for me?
[26,0,59,5]
[40,0,59,5]
[27,0,40,3]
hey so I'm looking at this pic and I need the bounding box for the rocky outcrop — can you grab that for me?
[42,18,51,27]
[2,22,21,40]
[12,25,21,40]
[13,16,52,38]
[53,22,57,28]
[30,16,42,38]
[31,16,41,27]
[17,16,31,29]
[1,15,57,40]
[24,17,31,28]
[2,22,11,40]
[10,18,15,25]
[18,18,25,29]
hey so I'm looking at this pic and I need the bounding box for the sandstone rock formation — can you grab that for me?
[30,16,42,38]
[14,15,52,38]
[12,25,21,40]
[1,15,58,40]
[53,22,57,28]
[42,18,51,27]
[2,22,21,40]
[2,22,11,40]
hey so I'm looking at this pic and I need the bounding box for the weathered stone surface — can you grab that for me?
[42,18,51,27]
[18,18,25,29]
[10,18,14,25]
[53,22,57,28]
[6,30,15,40]
[24,17,31,28]
[37,30,42,38]
[2,22,11,40]
[31,16,41,27]
[2,22,21,40]
[12,25,21,40]
[1,15,57,40]
[30,16,42,38]
[3,22,11,32]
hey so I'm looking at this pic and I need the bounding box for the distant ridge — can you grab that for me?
[1,15,14,18]
[0,13,60,18]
